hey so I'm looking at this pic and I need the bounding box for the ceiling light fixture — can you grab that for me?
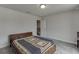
[40,4,46,9]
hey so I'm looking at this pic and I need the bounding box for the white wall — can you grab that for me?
[44,10,79,44]
[0,7,37,48]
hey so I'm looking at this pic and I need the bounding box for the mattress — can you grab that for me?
[12,36,56,54]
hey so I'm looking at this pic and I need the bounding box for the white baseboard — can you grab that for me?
[55,39,77,45]
[40,36,77,45]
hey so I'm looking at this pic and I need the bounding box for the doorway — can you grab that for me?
[37,20,41,36]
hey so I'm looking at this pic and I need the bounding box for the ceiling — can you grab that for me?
[0,4,78,16]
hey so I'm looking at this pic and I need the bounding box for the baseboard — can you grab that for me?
[38,36,77,45]
[54,38,77,45]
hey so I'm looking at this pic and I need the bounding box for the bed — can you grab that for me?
[9,32,56,54]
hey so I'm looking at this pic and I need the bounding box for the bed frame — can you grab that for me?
[9,32,56,54]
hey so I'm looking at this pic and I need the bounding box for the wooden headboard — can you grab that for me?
[9,32,32,46]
